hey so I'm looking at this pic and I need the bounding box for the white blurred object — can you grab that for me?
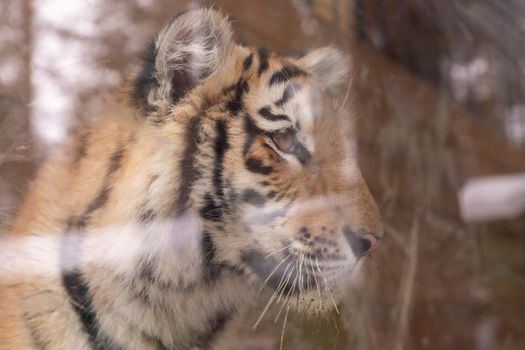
[458,174,525,222]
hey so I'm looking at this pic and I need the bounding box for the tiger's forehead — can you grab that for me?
[283,83,322,128]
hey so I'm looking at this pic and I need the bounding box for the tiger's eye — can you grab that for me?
[273,130,294,152]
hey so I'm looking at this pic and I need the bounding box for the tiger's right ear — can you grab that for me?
[133,8,233,111]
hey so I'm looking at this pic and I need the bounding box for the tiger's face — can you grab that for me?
[225,51,383,314]
[135,9,382,315]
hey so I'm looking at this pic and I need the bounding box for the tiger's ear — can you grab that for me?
[299,47,350,93]
[133,8,233,110]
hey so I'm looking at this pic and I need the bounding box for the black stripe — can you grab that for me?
[226,80,248,115]
[62,270,107,349]
[269,65,307,86]
[133,39,158,112]
[138,255,158,284]
[213,119,229,200]
[174,117,201,216]
[140,208,156,223]
[257,48,270,76]
[275,84,294,107]
[258,106,290,122]
[139,174,159,223]
[199,193,222,221]
[243,116,264,156]
[83,188,110,218]
[74,129,91,163]
[141,331,170,350]
[243,53,254,71]
[82,146,124,218]
[60,145,126,350]
[201,231,222,282]
[194,308,235,348]
[61,219,121,350]
[241,189,266,206]
[135,255,180,291]
[245,157,273,175]
[224,178,239,214]
[108,147,124,173]
[201,229,244,283]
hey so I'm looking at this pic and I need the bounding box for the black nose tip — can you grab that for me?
[343,226,380,257]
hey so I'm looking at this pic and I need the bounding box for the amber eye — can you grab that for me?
[272,129,295,152]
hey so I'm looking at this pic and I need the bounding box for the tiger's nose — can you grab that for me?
[343,226,381,257]
[360,233,380,254]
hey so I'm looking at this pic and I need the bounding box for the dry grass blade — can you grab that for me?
[393,216,419,350]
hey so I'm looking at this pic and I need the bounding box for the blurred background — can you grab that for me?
[1,0,524,349]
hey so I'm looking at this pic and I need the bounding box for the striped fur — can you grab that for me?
[0,8,382,350]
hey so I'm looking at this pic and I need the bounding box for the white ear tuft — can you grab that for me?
[300,47,350,93]
[134,8,233,109]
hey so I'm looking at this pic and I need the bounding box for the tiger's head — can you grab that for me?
[133,8,382,315]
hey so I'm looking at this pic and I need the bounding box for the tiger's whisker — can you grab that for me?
[316,257,339,314]
[264,243,293,259]
[276,265,295,306]
[279,305,290,350]
[262,254,290,286]
[274,265,295,322]
[253,261,292,329]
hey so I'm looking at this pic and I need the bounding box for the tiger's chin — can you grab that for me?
[241,249,365,317]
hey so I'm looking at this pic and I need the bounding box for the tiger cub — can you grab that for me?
[0,8,382,350]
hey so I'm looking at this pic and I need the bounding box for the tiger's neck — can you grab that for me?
[49,114,252,349]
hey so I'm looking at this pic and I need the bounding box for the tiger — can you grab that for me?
[0,8,383,350]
